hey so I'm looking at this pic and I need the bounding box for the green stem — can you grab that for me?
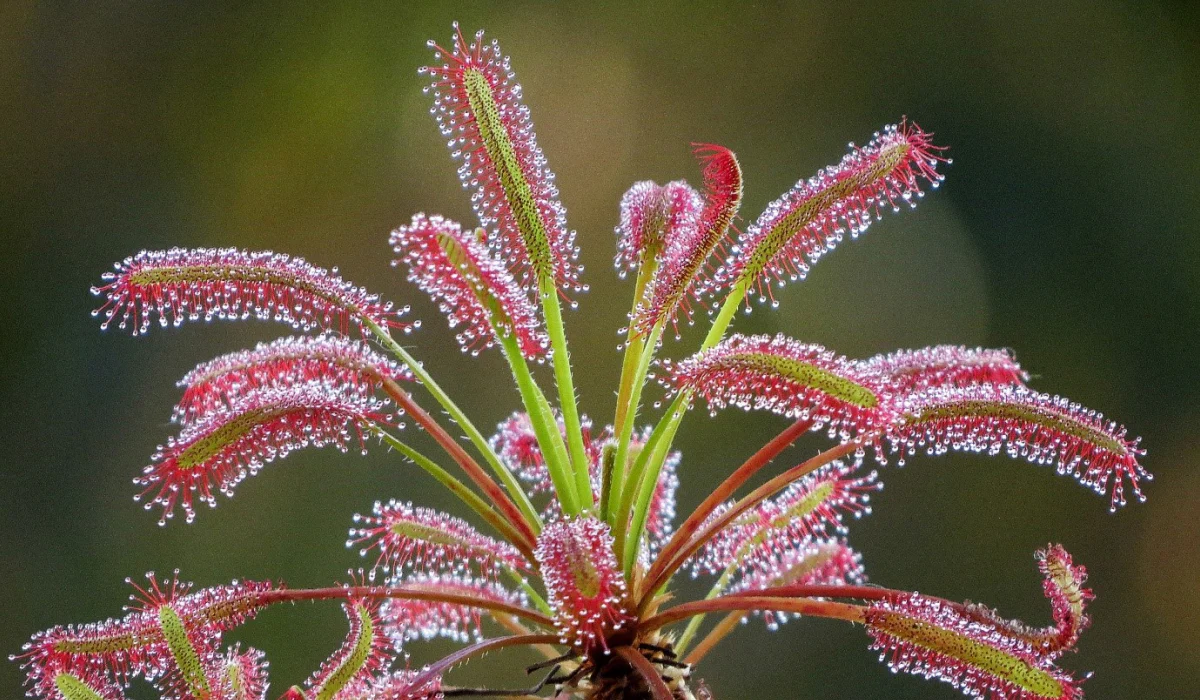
[607,262,659,520]
[702,278,749,351]
[607,335,644,518]
[364,317,540,533]
[610,322,665,528]
[598,443,618,524]
[619,281,749,572]
[539,280,593,512]
[505,566,551,616]
[372,428,534,561]
[499,333,581,515]
[616,390,686,573]
[378,375,536,547]
[622,397,686,574]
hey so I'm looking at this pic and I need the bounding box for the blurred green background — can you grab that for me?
[2,1,1198,697]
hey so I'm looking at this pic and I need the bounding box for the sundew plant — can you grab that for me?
[17,25,1151,700]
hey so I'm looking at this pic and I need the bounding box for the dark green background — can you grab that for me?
[3,1,1198,697]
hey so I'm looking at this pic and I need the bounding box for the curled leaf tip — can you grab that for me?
[634,145,743,335]
[1037,544,1093,654]
[866,595,1083,700]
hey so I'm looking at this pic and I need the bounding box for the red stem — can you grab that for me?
[260,586,553,627]
[640,595,866,632]
[729,584,1069,652]
[403,634,560,694]
[640,439,860,609]
[642,418,812,599]
[614,645,674,700]
[723,584,1045,633]
[682,610,743,666]
[704,584,1073,654]
[382,378,537,550]
[680,586,908,666]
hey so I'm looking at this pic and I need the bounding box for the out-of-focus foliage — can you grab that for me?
[1,1,1196,697]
